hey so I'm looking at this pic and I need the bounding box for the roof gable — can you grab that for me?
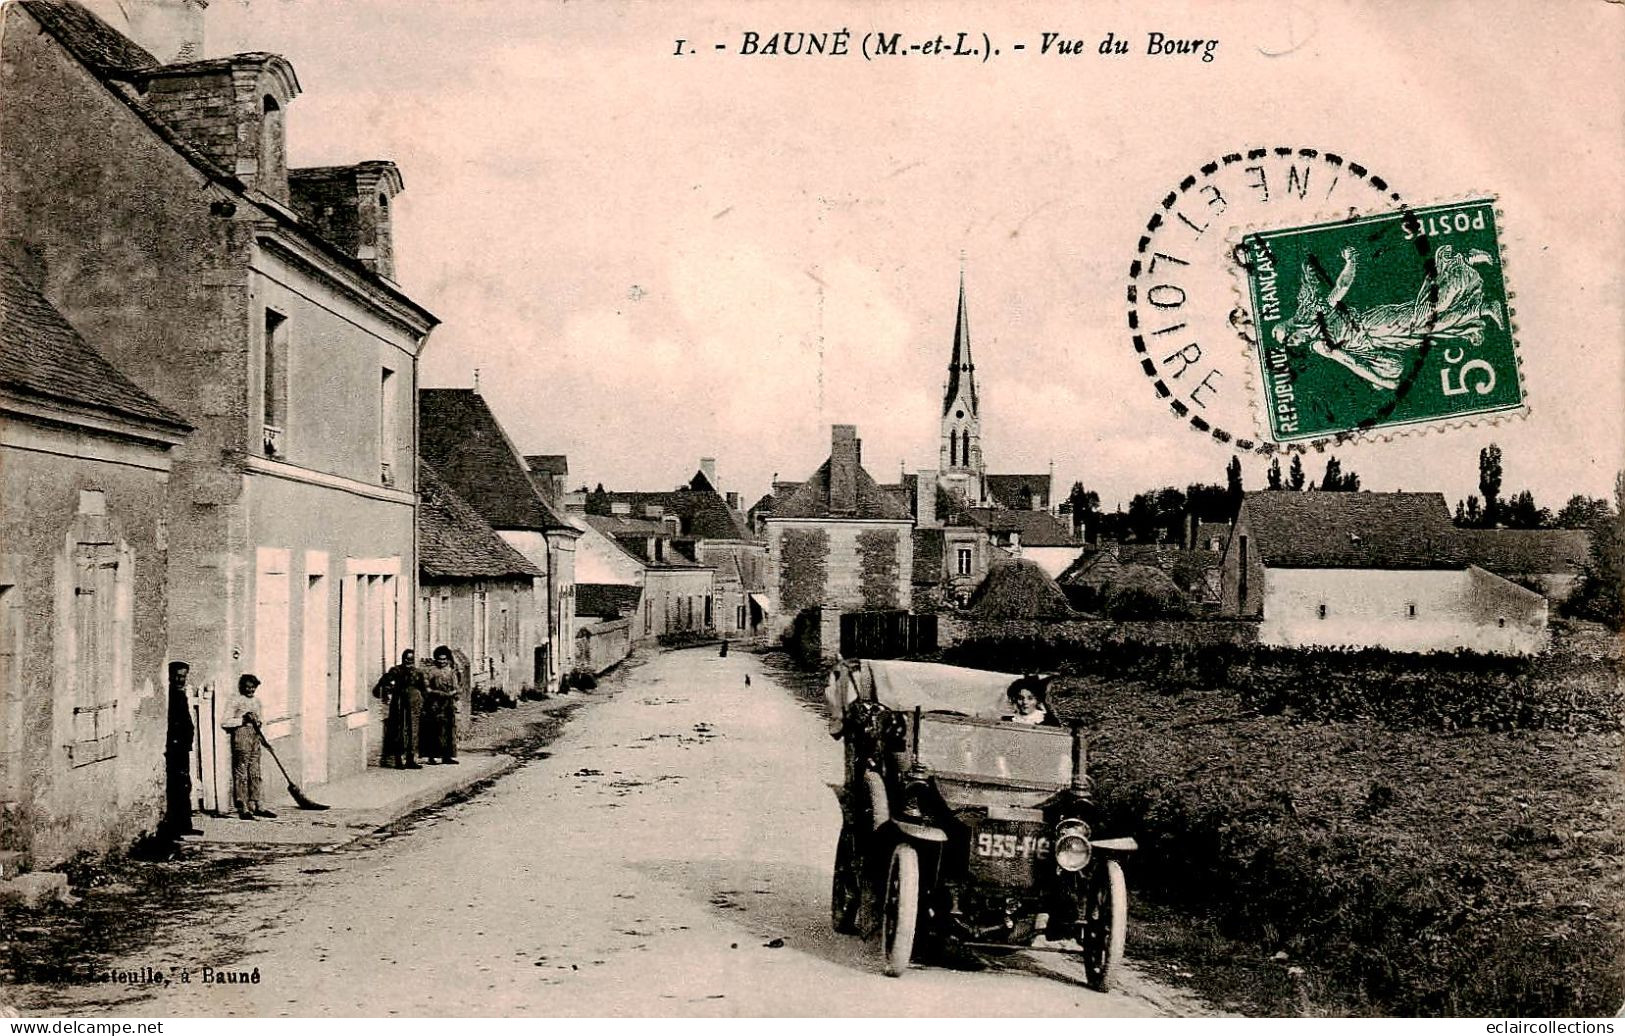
[0,255,189,433]
[419,389,571,532]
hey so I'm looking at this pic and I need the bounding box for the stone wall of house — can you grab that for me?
[0,433,175,869]
[766,520,913,645]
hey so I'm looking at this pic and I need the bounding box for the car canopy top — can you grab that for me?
[825,659,1023,736]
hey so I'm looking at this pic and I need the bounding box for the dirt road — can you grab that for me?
[14,648,1209,1017]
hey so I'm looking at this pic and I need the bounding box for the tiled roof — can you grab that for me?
[19,0,157,76]
[576,583,643,619]
[986,474,1052,510]
[18,2,437,328]
[0,256,190,433]
[1241,491,1463,569]
[965,508,1080,547]
[605,476,753,541]
[1457,529,1591,576]
[913,527,945,585]
[580,514,705,569]
[772,459,913,521]
[418,464,543,580]
[419,389,573,532]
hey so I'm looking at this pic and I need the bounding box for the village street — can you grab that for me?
[14,647,1204,1018]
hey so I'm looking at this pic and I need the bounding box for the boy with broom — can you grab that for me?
[220,673,277,820]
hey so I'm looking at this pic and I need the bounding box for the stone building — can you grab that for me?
[0,255,192,868]
[1220,491,1548,654]
[417,464,543,708]
[571,510,714,644]
[1,0,440,808]
[764,425,914,654]
[595,460,767,640]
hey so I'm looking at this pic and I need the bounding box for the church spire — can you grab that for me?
[943,270,978,417]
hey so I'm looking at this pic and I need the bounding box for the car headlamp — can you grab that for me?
[1054,818,1092,872]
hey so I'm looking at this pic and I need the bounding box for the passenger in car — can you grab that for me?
[1005,675,1060,726]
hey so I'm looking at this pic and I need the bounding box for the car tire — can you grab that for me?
[831,824,861,934]
[881,842,919,978]
[1080,859,1127,992]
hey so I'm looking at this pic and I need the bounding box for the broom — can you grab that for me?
[254,723,329,810]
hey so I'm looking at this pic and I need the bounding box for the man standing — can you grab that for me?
[219,674,276,820]
[420,646,460,765]
[160,661,202,838]
[373,649,424,769]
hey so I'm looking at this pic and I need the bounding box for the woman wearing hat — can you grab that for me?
[219,674,277,820]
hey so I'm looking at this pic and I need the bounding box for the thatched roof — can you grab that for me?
[965,559,1079,620]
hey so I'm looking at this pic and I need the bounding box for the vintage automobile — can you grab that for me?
[825,658,1136,989]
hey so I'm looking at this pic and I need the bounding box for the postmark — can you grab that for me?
[1126,147,1413,452]
[1243,199,1523,442]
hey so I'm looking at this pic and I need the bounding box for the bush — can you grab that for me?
[944,636,1624,734]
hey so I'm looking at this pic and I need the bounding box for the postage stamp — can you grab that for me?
[1126,147,1408,453]
[1242,198,1524,442]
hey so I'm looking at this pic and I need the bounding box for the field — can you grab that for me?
[946,627,1625,1016]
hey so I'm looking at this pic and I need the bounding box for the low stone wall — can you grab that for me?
[939,615,1261,650]
[576,618,632,674]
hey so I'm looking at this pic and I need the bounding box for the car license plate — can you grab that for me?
[969,821,1049,885]
[974,830,1050,860]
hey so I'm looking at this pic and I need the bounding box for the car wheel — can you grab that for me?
[831,825,861,934]
[1079,859,1127,992]
[881,843,919,977]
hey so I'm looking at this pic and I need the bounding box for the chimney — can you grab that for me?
[699,457,717,487]
[916,470,938,527]
[83,0,208,64]
[829,425,859,515]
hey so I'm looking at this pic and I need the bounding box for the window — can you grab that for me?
[644,599,652,635]
[1237,534,1249,610]
[379,367,397,484]
[705,595,713,628]
[956,547,973,576]
[262,309,288,456]
[1316,603,1328,620]
[736,603,746,630]
[260,95,286,191]
[1405,602,1418,619]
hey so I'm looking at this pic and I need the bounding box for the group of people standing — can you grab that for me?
[372,646,464,769]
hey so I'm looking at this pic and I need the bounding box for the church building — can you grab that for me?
[903,275,1083,597]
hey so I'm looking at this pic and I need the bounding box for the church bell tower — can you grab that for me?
[939,272,985,502]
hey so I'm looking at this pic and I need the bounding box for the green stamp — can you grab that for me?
[1244,198,1523,442]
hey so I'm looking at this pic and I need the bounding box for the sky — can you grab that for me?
[203,0,1625,513]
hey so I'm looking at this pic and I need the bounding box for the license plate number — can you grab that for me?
[975,830,1050,860]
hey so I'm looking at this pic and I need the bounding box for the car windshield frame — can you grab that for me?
[909,712,1076,791]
